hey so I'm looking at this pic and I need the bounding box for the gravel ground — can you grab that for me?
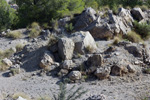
[1,37,150,100]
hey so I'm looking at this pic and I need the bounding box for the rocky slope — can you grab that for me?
[0,7,150,100]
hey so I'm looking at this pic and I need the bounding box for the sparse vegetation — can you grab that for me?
[12,92,30,100]
[28,22,41,38]
[6,31,22,39]
[0,49,15,71]
[139,5,149,11]
[0,49,15,59]
[0,60,9,71]
[125,31,143,43]
[85,45,95,53]
[48,34,59,46]
[133,21,150,40]
[65,23,74,32]
[10,68,20,76]
[15,44,25,52]
[113,37,121,45]
[53,82,87,100]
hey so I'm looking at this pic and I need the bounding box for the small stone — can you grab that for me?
[2,58,13,66]
[127,64,136,73]
[68,71,82,81]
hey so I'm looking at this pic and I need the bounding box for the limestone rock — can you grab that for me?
[85,17,113,39]
[2,58,13,66]
[74,7,97,31]
[61,60,74,70]
[17,96,27,100]
[71,31,97,54]
[131,8,145,21]
[127,64,136,73]
[58,69,69,77]
[95,67,110,80]
[69,71,82,81]
[58,37,75,60]
[40,51,54,69]
[86,54,103,67]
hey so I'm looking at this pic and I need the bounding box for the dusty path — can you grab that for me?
[0,71,150,100]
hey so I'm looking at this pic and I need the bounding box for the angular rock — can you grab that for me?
[85,17,113,39]
[2,58,13,66]
[61,60,74,70]
[68,71,82,81]
[127,64,136,73]
[74,7,97,31]
[58,69,69,77]
[86,54,103,67]
[131,8,145,21]
[111,65,128,76]
[125,44,143,58]
[95,67,110,80]
[58,37,75,60]
[71,31,97,54]
[40,51,54,69]
[109,10,133,35]
[110,60,128,76]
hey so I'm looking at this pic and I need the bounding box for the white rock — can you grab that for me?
[17,96,27,100]
[2,58,13,66]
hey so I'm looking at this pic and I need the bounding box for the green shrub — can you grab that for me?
[6,31,22,39]
[65,23,74,32]
[0,0,18,31]
[29,22,41,38]
[48,34,59,46]
[53,82,87,100]
[140,5,149,11]
[16,0,85,27]
[133,21,150,39]
[50,19,58,30]
[42,23,50,29]
[125,31,142,43]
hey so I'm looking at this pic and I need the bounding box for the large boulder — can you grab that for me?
[58,37,75,60]
[86,54,103,73]
[86,54,103,67]
[40,51,54,69]
[131,8,145,21]
[71,31,97,54]
[74,7,97,31]
[109,9,133,35]
[84,17,113,39]
[68,71,82,81]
